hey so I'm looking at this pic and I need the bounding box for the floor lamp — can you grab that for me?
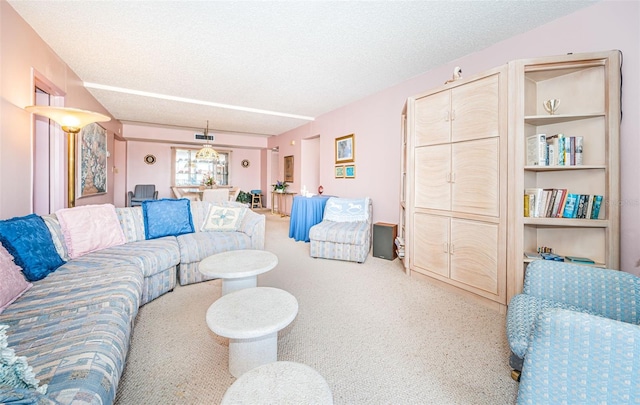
[25,106,111,208]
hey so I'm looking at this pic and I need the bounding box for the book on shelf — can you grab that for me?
[526,134,547,166]
[544,189,558,218]
[575,194,589,218]
[523,251,542,259]
[551,189,567,218]
[591,195,603,219]
[540,252,564,261]
[574,136,584,165]
[557,134,566,166]
[545,134,584,166]
[561,193,580,218]
[566,136,574,166]
[564,255,595,264]
[524,188,544,217]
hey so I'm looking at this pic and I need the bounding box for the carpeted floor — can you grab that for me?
[114,211,519,404]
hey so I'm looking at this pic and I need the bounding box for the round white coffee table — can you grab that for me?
[199,249,278,295]
[206,287,299,377]
[221,361,333,405]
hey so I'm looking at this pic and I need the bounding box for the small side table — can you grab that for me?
[199,250,278,295]
[271,191,297,216]
[206,287,299,377]
[221,361,333,404]
[289,195,332,242]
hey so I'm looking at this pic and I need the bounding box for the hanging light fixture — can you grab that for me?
[25,105,111,208]
[195,120,219,161]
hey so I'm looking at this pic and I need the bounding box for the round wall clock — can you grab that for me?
[144,154,156,165]
[241,159,250,168]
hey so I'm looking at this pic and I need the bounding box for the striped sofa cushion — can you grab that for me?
[87,236,180,278]
[116,207,146,242]
[40,214,68,262]
[177,232,252,264]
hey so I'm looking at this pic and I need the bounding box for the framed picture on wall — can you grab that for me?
[77,122,108,198]
[335,165,345,178]
[335,133,355,164]
[284,155,294,182]
[345,165,355,178]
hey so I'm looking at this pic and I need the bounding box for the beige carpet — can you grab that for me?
[115,212,519,404]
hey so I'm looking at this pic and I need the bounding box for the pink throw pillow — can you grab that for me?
[0,244,32,313]
[56,204,126,259]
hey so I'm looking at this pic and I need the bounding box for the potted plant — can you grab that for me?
[236,191,251,206]
[202,173,215,189]
[273,181,288,193]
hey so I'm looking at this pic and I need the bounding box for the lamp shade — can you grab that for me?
[25,106,110,133]
[195,144,219,161]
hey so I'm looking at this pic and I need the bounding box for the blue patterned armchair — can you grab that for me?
[517,308,640,404]
[506,260,640,380]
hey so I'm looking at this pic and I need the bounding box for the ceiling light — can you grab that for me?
[84,82,315,121]
[195,121,219,161]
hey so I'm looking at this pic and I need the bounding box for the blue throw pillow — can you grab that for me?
[142,198,195,239]
[0,214,64,282]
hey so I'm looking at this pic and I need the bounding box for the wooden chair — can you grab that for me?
[250,190,262,209]
[202,188,229,203]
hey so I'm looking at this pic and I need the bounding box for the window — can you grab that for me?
[173,148,229,186]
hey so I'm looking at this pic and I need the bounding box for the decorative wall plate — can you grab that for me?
[144,154,156,165]
[241,159,250,168]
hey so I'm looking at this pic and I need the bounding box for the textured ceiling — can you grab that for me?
[9,1,596,137]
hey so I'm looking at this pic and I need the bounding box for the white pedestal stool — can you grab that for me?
[206,287,298,377]
[199,249,278,295]
[221,361,333,405]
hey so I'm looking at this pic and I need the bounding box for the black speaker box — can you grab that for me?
[373,222,397,260]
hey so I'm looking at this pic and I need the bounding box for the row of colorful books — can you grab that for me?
[526,133,583,166]
[524,188,603,219]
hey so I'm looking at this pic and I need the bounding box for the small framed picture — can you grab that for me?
[345,165,355,178]
[284,155,294,182]
[335,133,355,164]
[335,165,345,178]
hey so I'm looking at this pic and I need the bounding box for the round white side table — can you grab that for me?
[199,249,278,295]
[221,361,333,405]
[206,287,298,377]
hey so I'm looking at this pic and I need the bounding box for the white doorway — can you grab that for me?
[31,74,66,214]
[301,136,320,194]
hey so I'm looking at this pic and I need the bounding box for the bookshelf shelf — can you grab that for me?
[509,50,620,301]
[523,165,605,172]
[524,113,605,126]
[523,257,606,267]
[523,218,609,227]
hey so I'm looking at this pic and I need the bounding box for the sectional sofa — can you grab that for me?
[0,199,265,404]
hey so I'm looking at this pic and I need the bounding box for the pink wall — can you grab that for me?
[124,124,265,202]
[267,1,640,274]
[0,0,122,217]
